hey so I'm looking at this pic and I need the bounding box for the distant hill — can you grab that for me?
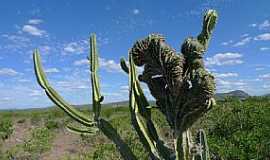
[215,90,250,100]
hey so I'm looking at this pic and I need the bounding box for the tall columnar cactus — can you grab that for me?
[33,9,217,160]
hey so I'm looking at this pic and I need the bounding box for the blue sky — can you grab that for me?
[0,0,270,109]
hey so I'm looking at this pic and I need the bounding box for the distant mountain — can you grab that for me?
[215,90,250,100]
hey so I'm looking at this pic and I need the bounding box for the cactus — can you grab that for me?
[33,9,217,160]
[34,34,136,160]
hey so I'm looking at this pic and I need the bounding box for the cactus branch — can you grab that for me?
[66,124,98,135]
[197,9,218,50]
[89,34,137,160]
[33,50,94,127]
[97,119,137,160]
[129,53,172,159]
[120,57,129,74]
[90,34,103,120]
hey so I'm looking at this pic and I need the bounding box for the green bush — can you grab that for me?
[0,118,13,140]
[23,127,53,155]
[200,97,270,159]
[45,120,59,130]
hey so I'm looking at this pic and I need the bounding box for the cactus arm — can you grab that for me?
[97,119,137,160]
[66,124,98,135]
[33,50,93,127]
[90,34,103,120]
[129,54,172,160]
[120,57,129,74]
[197,9,218,50]
[88,34,137,160]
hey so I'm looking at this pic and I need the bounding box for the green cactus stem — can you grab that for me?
[33,34,136,160]
[33,9,217,160]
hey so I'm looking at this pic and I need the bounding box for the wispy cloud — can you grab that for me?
[2,34,30,42]
[205,52,243,66]
[233,37,252,47]
[249,23,257,27]
[0,68,19,76]
[216,78,247,93]
[39,45,51,54]
[73,59,88,66]
[133,9,140,15]
[214,72,238,78]
[29,89,44,97]
[45,68,60,73]
[260,47,270,51]
[221,40,233,46]
[22,25,46,36]
[259,73,270,80]
[99,58,122,72]
[74,58,122,73]
[259,20,270,30]
[254,33,270,41]
[28,19,43,25]
[63,42,86,54]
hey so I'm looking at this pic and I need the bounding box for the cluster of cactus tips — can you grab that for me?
[33,9,218,160]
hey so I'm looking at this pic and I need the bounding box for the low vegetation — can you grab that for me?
[0,97,270,159]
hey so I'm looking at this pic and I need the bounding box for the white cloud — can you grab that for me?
[205,52,243,66]
[214,72,238,78]
[29,90,44,97]
[133,9,140,15]
[0,97,12,102]
[45,68,60,73]
[0,68,19,76]
[216,78,247,93]
[249,23,257,27]
[119,85,129,93]
[263,84,270,89]
[55,81,89,90]
[233,37,252,47]
[221,40,233,46]
[259,73,270,79]
[74,59,89,66]
[73,58,122,73]
[255,67,265,71]
[260,47,270,51]
[254,33,270,41]
[259,20,270,30]
[22,25,46,36]
[63,42,85,54]
[241,33,249,37]
[2,34,30,42]
[39,45,51,54]
[28,19,43,25]
[99,58,122,72]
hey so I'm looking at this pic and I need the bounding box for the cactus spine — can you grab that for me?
[33,10,217,160]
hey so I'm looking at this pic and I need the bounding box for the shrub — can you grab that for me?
[23,127,53,155]
[0,118,13,140]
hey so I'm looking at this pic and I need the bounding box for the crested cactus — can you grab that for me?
[33,9,217,160]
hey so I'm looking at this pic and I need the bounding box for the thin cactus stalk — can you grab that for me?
[33,34,136,160]
[33,9,217,160]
